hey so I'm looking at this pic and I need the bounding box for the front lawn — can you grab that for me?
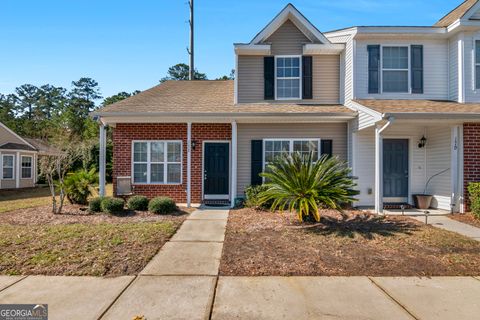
[220,208,480,276]
[0,204,190,276]
[0,184,113,213]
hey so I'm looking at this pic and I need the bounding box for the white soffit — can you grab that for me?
[303,43,345,55]
[234,44,271,55]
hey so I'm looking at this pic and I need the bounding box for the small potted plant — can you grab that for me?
[413,168,450,209]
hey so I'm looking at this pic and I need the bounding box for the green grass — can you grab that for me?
[0,221,179,276]
[0,184,113,213]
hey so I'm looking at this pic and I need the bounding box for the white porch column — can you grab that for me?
[187,122,192,208]
[374,118,394,214]
[451,126,460,213]
[99,123,107,197]
[231,121,237,208]
[15,151,20,189]
[374,126,383,214]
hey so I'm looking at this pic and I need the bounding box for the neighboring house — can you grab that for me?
[93,1,480,213]
[0,122,38,189]
[0,122,58,189]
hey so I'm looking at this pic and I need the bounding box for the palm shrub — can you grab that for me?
[468,182,480,218]
[64,168,98,205]
[258,152,358,222]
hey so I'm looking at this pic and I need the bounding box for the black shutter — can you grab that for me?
[302,56,313,99]
[264,57,274,100]
[367,45,380,94]
[321,140,333,158]
[411,45,424,94]
[251,140,263,185]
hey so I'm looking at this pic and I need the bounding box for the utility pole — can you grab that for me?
[188,0,194,80]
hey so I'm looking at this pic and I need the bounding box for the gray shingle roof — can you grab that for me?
[95,80,355,116]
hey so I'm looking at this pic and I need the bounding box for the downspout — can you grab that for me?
[374,116,395,214]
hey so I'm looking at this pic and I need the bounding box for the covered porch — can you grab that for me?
[352,115,465,214]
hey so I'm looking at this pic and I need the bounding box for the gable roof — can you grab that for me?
[24,138,62,156]
[0,142,36,151]
[94,81,354,117]
[250,3,330,45]
[0,121,36,150]
[435,0,479,27]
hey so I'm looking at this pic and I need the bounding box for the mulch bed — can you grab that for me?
[0,204,195,225]
[220,208,480,277]
[450,213,480,229]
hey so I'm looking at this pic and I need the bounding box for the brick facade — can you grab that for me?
[463,123,480,211]
[112,123,231,203]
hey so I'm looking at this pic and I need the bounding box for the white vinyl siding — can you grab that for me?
[449,35,459,101]
[425,127,452,210]
[464,32,480,102]
[354,125,426,207]
[132,141,182,184]
[353,124,460,210]
[326,34,354,106]
[355,39,448,100]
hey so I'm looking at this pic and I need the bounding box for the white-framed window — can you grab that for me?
[132,141,182,184]
[2,155,14,180]
[382,46,409,93]
[275,56,301,100]
[475,40,480,90]
[21,156,32,179]
[263,139,320,168]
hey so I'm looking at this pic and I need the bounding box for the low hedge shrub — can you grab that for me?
[468,182,480,219]
[89,197,103,213]
[148,197,176,214]
[244,184,272,209]
[127,195,149,211]
[100,197,125,214]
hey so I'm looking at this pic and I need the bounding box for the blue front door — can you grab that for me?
[383,139,409,201]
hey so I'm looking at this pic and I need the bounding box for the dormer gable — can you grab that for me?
[251,3,329,45]
[235,4,343,56]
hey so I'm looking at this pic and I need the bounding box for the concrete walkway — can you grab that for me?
[1,209,479,319]
[101,207,229,320]
[411,215,480,241]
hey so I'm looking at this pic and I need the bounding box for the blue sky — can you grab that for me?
[0,0,458,99]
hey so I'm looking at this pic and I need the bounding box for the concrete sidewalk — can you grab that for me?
[1,209,479,319]
[411,215,480,241]
[1,275,479,320]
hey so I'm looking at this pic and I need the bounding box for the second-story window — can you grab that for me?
[276,56,301,100]
[382,47,409,93]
